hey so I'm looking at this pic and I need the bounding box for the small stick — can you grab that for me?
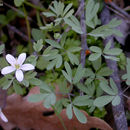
[100,5,128,130]
[79,0,88,68]
[7,24,35,43]
[107,2,130,19]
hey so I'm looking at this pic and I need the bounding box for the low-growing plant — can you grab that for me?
[0,0,129,129]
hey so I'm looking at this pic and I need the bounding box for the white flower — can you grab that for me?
[0,108,8,122]
[1,53,34,82]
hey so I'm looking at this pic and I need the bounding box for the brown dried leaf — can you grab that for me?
[0,87,112,130]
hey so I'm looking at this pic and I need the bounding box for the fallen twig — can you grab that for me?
[7,24,35,43]
[107,2,130,19]
[79,0,88,68]
[100,5,128,130]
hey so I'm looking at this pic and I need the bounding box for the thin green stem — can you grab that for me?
[23,4,33,54]
[52,106,67,130]
[24,1,45,12]
[36,11,43,27]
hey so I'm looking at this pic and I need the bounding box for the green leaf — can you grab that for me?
[112,95,121,106]
[29,78,41,86]
[96,84,103,97]
[49,5,57,14]
[76,83,88,94]
[58,2,64,16]
[5,74,13,80]
[85,68,95,78]
[39,81,52,93]
[43,93,56,108]
[60,32,67,47]
[56,54,62,68]
[94,95,115,107]
[2,79,13,90]
[63,3,73,16]
[110,78,118,95]
[0,15,7,24]
[103,48,122,56]
[45,39,62,49]
[90,46,102,53]
[86,0,100,28]
[88,18,122,38]
[73,95,92,106]
[64,61,72,79]
[66,104,73,119]
[97,67,113,76]
[13,80,23,94]
[104,55,119,61]
[59,80,70,94]
[68,47,82,53]
[122,74,127,80]
[0,77,6,87]
[6,10,16,22]
[92,57,101,71]
[40,22,53,30]
[113,29,123,37]
[67,52,79,65]
[108,18,122,27]
[21,79,29,87]
[43,46,52,55]
[0,44,5,54]
[73,64,85,84]
[24,71,37,80]
[28,93,48,102]
[54,18,62,25]
[104,40,112,50]
[33,39,43,52]
[43,49,59,61]
[85,78,94,85]
[64,9,74,18]
[32,28,44,41]
[88,53,101,61]
[36,56,48,70]
[85,83,95,96]
[53,1,60,16]
[64,16,83,34]
[42,12,56,17]
[54,100,63,114]
[99,81,116,95]
[14,0,24,7]
[73,106,87,124]
[25,55,37,66]
[47,59,57,70]
[62,70,72,83]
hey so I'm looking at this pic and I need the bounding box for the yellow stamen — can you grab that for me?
[15,64,20,69]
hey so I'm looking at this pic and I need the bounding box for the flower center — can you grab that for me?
[15,64,20,69]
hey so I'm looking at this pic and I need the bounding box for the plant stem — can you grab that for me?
[36,11,43,27]
[24,1,45,12]
[23,4,33,54]
[52,106,67,130]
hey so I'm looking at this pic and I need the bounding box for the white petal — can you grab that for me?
[0,109,8,122]
[6,54,16,66]
[15,70,24,82]
[1,66,15,75]
[17,53,26,66]
[21,64,35,71]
